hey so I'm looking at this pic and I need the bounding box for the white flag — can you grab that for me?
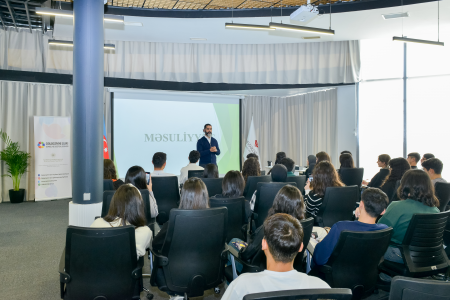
[243,116,261,166]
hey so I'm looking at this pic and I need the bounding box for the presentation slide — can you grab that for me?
[113,90,241,178]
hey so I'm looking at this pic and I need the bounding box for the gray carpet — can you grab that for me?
[0,200,388,300]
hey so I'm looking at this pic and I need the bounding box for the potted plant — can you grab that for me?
[0,130,31,203]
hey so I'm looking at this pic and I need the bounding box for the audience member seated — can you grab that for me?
[406,152,420,169]
[152,178,210,299]
[152,152,176,177]
[179,150,203,185]
[305,155,316,179]
[268,152,286,175]
[316,151,331,164]
[379,158,410,200]
[338,153,355,170]
[91,184,151,258]
[271,164,288,182]
[231,184,306,272]
[422,158,447,185]
[222,213,329,299]
[203,163,219,178]
[311,188,389,266]
[210,170,252,220]
[340,150,352,156]
[420,153,435,165]
[247,153,259,160]
[378,169,440,281]
[362,154,391,188]
[242,157,261,184]
[304,161,344,218]
[125,166,159,218]
[103,158,124,190]
[280,157,296,177]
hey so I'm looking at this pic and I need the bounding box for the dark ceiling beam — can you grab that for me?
[5,0,17,31]
[24,1,32,32]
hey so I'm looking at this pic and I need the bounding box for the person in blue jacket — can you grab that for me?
[197,124,220,167]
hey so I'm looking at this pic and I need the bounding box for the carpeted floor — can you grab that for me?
[0,200,389,300]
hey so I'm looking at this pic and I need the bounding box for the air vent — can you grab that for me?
[190,38,207,41]
[382,12,409,20]
[302,36,321,39]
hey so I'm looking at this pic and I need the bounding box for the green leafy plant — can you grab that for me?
[0,130,31,191]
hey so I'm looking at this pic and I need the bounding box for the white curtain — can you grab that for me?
[0,28,361,84]
[241,89,338,171]
[0,80,110,202]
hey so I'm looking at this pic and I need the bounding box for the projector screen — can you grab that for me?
[112,90,241,178]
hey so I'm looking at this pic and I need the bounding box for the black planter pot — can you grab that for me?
[9,189,25,203]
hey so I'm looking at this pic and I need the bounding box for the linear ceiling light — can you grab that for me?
[49,39,116,50]
[382,12,409,20]
[393,36,444,46]
[269,22,334,35]
[225,23,275,31]
[35,7,124,23]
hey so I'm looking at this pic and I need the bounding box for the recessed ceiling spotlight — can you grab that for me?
[302,36,320,39]
[190,38,207,41]
[382,12,409,20]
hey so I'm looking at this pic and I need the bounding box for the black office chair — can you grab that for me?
[59,226,145,300]
[311,228,393,300]
[260,170,266,176]
[435,182,450,212]
[103,179,114,191]
[339,168,364,188]
[210,196,246,242]
[314,186,359,227]
[253,182,297,229]
[288,175,307,194]
[201,177,223,197]
[188,170,204,179]
[243,175,271,201]
[379,211,450,278]
[390,180,401,203]
[101,190,116,217]
[243,289,353,300]
[151,176,180,225]
[150,208,228,299]
[389,276,450,300]
[226,217,313,282]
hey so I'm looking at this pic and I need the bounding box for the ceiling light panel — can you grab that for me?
[382,12,409,20]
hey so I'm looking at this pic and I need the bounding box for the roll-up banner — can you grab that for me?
[34,116,72,201]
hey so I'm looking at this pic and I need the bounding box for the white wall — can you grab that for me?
[336,85,358,165]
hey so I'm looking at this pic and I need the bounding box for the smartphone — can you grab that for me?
[145,172,150,185]
[312,232,318,239]
[309,176,313,182]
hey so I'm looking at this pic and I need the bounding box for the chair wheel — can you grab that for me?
[146,293,154,300]
[214,287,220,294]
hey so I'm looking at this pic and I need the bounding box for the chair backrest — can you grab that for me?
[151,176,180,225]
[316,186,359,227]
[243,175,272,201]
[210,196,246,242]
[260,170,266,176]
[101,190,116,217]
[293,217,314,271]
[64,226,138,299]
[400,211,450,275]
[243,289,353,300]
[444,216,450,247]
[160,208,228,297]
[339,168,364,188]
[287,175,307,194]
[389,276,450,300]
[201,178,223,197]
[325,228,393,297]
[188,170,204,179]
[103,179,114,191]
[254,182,297,229]
[435,182,450,212]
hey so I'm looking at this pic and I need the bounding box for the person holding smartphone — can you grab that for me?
[125,166,159,218]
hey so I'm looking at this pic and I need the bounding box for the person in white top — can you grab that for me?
[91,184,152,259]
[222,213,330,300]
[179,150,204,185]
[124,166,159,218]
[151,152,177,177]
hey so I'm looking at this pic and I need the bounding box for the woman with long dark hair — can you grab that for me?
[304,161,344,218]
[103,159,124,189]
[316,151,331,164]
[125,166,159,218]
[267,152,287,175]
[379,157,410,200]
[203,163,219,178]
[378,169,439,281]
[242,157,261,183]
[91,184,151,258]
[339,153,355,169]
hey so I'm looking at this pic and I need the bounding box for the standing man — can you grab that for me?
[197,124,220,168]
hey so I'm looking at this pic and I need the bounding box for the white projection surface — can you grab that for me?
[112,90,241,178]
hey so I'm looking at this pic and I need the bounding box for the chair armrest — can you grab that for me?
[58,248,71,283]
[226,244,259,270]
[149,247,169,267]
[131,256,144,279]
